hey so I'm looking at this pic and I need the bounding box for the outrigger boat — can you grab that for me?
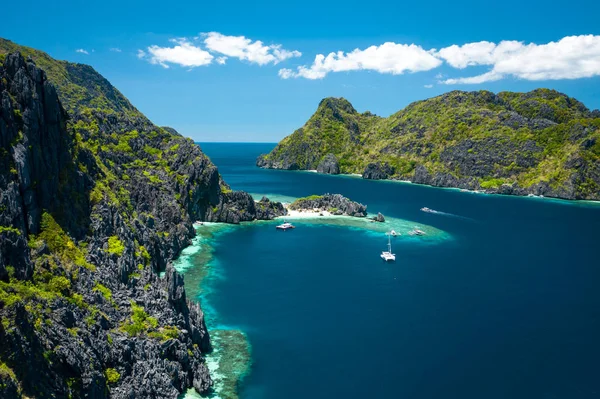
[381,233,396,262]
[276,221,295,231]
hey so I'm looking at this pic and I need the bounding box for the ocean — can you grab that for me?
[177,142,600,399]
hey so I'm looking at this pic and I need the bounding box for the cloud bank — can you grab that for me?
[279,35,600,84]
[438,35,600,84]
[146,39,213,68]
[137,33,600,85]
[203,32,301,65]
[139,32,300,69]
[279,42,441,79]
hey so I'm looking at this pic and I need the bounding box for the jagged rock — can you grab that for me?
[289,194,367,217]
[0,372,20,398]
[372,212,385,222]
[0,49,276,398]
[256,153,300,170]
[206,191,287,223]
[317,153,340,174]
[363,163,394,180]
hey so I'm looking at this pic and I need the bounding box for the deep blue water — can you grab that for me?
[197,142,600,399]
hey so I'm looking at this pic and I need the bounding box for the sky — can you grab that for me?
[2,0,600,142]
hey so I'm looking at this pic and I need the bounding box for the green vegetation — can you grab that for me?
[148,325,180,341]
[48,276,70,294]
[93,283,112,301]
[295,194,323,201]
[0,361,17,383]
[136,245,150,264]
[480,178,506,189]
[106,236,125,256]
[0,38,142,117]
[289,195,324,209]
[0,226,21,235]
[105,368,120,385]
[28,212,95,271]
[261,92,600,199]
[119,302,158,337]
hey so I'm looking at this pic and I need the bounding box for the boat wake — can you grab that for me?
[420,207,473,221]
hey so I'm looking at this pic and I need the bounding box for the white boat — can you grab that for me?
[389,230,399,237]
[408,227,426,236]
[276,222,295,231]
[380,234,396,262]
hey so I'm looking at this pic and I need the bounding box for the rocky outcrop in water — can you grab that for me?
[289,194,367,217]
[372,212,385,222]
[206,192,286,224]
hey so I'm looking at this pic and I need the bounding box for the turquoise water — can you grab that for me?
[182,143,600,399]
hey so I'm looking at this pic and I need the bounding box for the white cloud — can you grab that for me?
[110,47,122,53]
[424,84,433,88]
[279,42,442,79]
[439,35,600,84]
[437,41,496,69]
[278,68,294,79]
[76,49,89,55]
[146,39,214,68]
[136,34,600,83]
[202,32,301,65]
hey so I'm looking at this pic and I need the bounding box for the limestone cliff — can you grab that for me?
[0,42,283,398]
[258,92,600,200]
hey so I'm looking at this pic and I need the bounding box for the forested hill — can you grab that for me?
[0,39,283,398]
[258,91,600,200]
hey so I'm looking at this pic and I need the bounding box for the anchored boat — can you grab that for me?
[276,221,295,231]
[408,227,426,236]
[381,233,396,262]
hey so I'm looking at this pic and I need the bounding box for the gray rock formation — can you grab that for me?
[362,162,394,180]
[372,212,385,222]
[316,153,340,174]
[289,194,367,217]
[205,192,287,224]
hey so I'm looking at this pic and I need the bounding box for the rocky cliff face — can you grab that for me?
[0,48,282,398]
[257,91,600,200]
[317,153,340,174]
[289,194,367,217]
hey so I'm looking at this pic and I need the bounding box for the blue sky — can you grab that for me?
[2,0,600,142]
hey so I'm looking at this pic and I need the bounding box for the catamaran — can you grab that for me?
[276,221,295,230]
[381,233,396,261]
